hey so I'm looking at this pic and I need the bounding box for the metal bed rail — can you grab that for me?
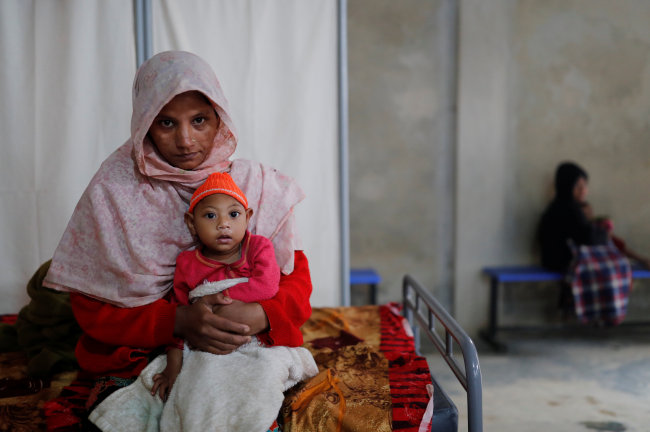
[403,274,483,432]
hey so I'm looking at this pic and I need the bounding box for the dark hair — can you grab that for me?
[554,161,587,201]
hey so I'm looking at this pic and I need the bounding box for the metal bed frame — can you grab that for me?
[402,274,483,432]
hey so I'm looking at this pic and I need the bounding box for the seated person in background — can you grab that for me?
[538,161,650,272]
[538,162,608,272]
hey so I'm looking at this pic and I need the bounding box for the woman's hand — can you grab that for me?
[211,300,270,336]
[174,293,252,355]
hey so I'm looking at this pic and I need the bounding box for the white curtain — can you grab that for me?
[0,0,339,314]
[0,0,136,314]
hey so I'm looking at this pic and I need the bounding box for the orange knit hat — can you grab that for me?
[189,172,248,213]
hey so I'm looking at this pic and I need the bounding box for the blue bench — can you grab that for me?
[350,268,381,305]
[481,265,650,351]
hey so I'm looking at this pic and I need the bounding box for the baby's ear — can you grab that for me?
[245,208,253,222]
[184,212,197,235]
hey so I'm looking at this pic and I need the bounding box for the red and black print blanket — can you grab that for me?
[0,304,433,431]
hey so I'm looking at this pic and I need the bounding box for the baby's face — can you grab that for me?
[189,194,250,262]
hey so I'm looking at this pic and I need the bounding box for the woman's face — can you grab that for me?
[573,177,588,203]
[148,91,220,170]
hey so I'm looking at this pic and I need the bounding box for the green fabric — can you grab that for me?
[0,260,81,377]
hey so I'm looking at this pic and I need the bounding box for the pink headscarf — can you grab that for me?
[44,51,304,307]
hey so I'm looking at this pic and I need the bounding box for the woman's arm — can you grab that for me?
[71,251,311,356]
[173,297,251,353]
[613,235,650,268]
[567,203,598,245]
[259,250,312,346]
[71,291,251,353]
[70,293,177,348]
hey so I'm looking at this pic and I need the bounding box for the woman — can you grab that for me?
[538,161,608,272]
[42,51,312,403]
[539,161,650,272]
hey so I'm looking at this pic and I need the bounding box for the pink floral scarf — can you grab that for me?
[44,51,304,307]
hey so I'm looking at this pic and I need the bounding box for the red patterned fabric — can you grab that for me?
[380,304,433,431]
[0,314,17,325]
[43,374,95,431]
[7,301,433,431]
[280,304,433,431]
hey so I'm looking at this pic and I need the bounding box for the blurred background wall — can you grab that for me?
[348,0,650,336]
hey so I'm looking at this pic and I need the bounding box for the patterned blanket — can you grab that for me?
[569,242,632,325]
[0,304,433,431]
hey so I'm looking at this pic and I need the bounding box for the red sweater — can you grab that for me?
[172,232,280,306]
[70,251,312,378]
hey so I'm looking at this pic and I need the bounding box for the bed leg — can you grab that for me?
[370,283,377,305]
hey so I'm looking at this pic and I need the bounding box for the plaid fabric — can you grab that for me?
[0,314,17,325]
[569,242,632,325]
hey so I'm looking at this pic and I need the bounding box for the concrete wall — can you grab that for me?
[348,0,456,308]
[348,0,650,336]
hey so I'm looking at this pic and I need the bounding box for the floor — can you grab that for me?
[423,326,650,432]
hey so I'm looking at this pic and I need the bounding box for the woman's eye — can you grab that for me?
[193,117,206,126]
[160,119,174,128]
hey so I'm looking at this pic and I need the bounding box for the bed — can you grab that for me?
[0,274,481,432]
[402,274,483,432]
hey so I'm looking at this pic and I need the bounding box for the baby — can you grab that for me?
[152,172,281,399]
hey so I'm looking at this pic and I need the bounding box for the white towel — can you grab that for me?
[88,354,165,432]
[90,339,318,432]
[89,279,318,431]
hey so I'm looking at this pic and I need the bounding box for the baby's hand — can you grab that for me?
[151,372,176,401]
